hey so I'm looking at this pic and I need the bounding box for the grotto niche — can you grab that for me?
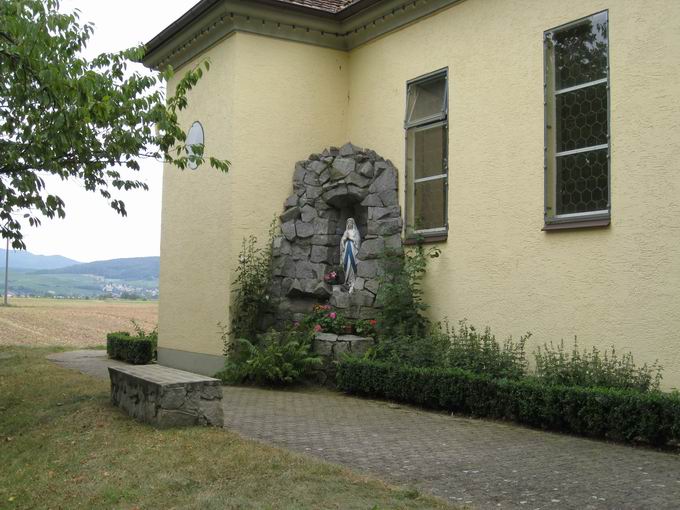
[269,143,403,327]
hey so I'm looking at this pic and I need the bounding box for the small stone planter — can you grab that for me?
[312,333,374,384]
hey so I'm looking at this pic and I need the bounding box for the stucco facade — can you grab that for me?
[151,0,680,388]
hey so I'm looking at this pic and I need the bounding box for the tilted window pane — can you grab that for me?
[412,124,446,179]
[413,178,447,231]
[406,76,446,125]
[556,82,608,152]
[553,11,608,90]
[556,148,608,215]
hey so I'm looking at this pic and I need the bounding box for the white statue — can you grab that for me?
[340,217,361,293]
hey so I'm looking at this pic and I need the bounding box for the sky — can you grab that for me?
[17,1,197,262]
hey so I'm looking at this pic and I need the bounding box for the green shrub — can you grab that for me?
[106,332,154,364]
[337,358,680,447]
[222,221,276,353]
[446,321,528,380]
[217,329,322,386]
[534,339,663,392]
[369,325,450,368]
[376,244,439,340]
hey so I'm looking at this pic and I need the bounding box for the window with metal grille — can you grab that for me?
[544,11,610,225]
[405,69,448,237]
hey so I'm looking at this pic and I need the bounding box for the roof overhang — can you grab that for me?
[142,0,462,70]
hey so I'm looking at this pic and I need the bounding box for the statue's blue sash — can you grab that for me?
[343,240,357,274]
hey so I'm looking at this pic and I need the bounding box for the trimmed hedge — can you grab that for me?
[337,358,680,447]
[106,331,155,365]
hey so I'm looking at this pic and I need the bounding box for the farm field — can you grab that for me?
[0,298,158,348]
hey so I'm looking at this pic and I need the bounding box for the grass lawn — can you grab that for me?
[0,346,455,509]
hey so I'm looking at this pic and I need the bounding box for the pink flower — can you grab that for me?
[314,324,322,332]
[329,312,337,319]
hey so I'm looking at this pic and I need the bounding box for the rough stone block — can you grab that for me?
[357,259,383,279]
[292,243,311,260]
[160,387,186,410]
[384,233,402,252]
[303,172,319,185]
[295,220,314,238]
[339,142,362,157]
[369,206,400,221]
[377,218,402,236]
[281,259,297,278]
[282,277,302,297]
[329,289,350,309]
[358,161,374,178]
[308,160,326,174]
[313,217,335,235]
[312,234,341,246]
[364,278,380,295]
[333,341,350,357]
[345,172,371,188]
[281,220,296,241]
[361,193,383,207]
[330,158,356,180]
[300,205,316,223]
[280,206,300,223]
[313,338,335,356]
[295,261,317,279]
[378,189,398,207]
[350,290,375,307]
[358,237,384,260]
[306,186,322,200]
[347,185,368,202]
[322,184,348,206]
[310,245,334,264]
[318,169,330,185]
[293,163,307,184]
[284,194,298,208]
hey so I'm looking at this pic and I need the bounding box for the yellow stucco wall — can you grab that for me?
[159,33,349,360]
[160,0,680,387]
[347,0,680,387]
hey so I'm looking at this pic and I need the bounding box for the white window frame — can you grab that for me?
[404,68,449,237]
[543,11,611,226]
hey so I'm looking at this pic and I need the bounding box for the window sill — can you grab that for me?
[403,233,448,245]
[542,218,610,231]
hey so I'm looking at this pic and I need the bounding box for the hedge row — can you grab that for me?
[337,358,680,447]
[106,332,155,365]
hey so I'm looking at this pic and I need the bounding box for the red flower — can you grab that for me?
[369,319,377,326]
[314,324,323,332]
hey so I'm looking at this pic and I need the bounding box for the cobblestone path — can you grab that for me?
[50,350,680,509]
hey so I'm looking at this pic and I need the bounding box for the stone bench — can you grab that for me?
[108,365,224,428]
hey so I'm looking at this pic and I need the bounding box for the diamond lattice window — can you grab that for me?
[545,11,610,223]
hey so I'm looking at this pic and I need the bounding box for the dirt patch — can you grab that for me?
[0,298,158,348]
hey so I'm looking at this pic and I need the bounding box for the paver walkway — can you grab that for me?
[49,350,680,510]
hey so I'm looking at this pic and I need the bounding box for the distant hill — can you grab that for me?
[0,249,80,270]
[37,256,160,281]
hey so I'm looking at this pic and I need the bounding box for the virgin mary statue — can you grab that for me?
[340,217,361,293]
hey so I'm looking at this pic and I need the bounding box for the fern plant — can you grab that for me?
[217,330,322,385]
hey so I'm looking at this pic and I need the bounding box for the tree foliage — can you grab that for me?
[0,0,230,248]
